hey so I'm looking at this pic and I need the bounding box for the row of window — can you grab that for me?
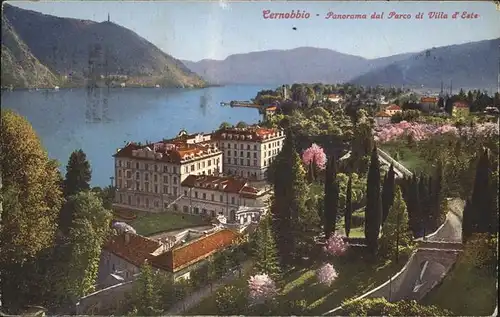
[218,138,283,151]
[183,189,240,205]
[227,150,258,159]
[117,160,179,173]
[183,159,220,174]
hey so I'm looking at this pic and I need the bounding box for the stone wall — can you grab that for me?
[76,278,136,315]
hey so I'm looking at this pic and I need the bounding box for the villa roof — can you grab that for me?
[103,232,164,267]
[375,111,391,118]
[212,125,283,142]
[421,97,439,103]
[453,101,469,108]
[152,229,239,272]
[266,106,277,111]
[386,104,401,111]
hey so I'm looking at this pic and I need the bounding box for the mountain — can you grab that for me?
[1,14,60,88]
[1,4,206,88]
[350,38,500,89]
[182,48,415,85]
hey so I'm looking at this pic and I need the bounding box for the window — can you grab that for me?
[135,162,139,169]
[118,170,122,177]
[233,158,237,164]
[191,165,195,172]
[154,165,158,172]
[135,172,139,179]
[154,174,158,182]
[184,190,188,196]
[173,204,178,211]
[173,167,177,174]
[135,182,140,190]
[234,150,237,157]
[208,160,212,166]
[202,208,207,215]
[194,207,199,214]
[195,191,198,198]
[197,162,200,169]
[154,185,158,193]
[247,159,250,166]
[163,175,168,183]
[163,185,168,194]
[240,151,243,157]
[126,161,131,168]
[163,165,168,173]
[240,144,243,149]
[253,160,257,166]
[211,194,214,201]
[231,197,235,204]
[220,195,223,202]
[227,150,231,157]
[254,145,257,150]
[173,177,177,184]
[240,159,244,165]
[184,166,188,173]
[247,144,250,150]
[228,143,231,149]
[145,173,149,181]
[203,193,206,200]
[118,160,122,167]
[202,161,206,168]
[253,152,257,158]
[247,152,250,158]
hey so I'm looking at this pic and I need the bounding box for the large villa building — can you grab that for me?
[113,126,284,219]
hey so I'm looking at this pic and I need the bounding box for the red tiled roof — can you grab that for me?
[266,106,277,111]
[152,229,239,272]
[104,232,163,267]
[453,101,469,109]
[212,126,282,142]
[113,141,219,163]
[181,175,259,197]
[421,97,439,103]
[375,111,391,117]
[386,104,401,111]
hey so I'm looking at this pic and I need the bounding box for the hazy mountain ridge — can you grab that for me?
[1,14,60,88]
[182,47,416,85]
[1,3,206,88]
[350,38,500,89]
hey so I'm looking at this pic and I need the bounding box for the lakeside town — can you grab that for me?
[1,1,500,316]
[2,81,499,316]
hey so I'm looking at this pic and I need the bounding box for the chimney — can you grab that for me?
[124,232,131,244]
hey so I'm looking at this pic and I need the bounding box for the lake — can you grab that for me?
[2,85,273,187]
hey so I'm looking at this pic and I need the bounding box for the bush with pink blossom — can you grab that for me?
[248,274,278,304]
[316,263,338,286]
[302,143,327,170]
[324,234,349,256]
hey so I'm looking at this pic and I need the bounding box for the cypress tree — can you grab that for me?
[406,174,422,237]
[431,160,444,230]
[470,149,495,235]
[418,175,430,238]
[344,174,353,237]
[323,156,338,238]
[381,164,396,224]
[253,215,281,280]
[63,149,92,198]
[364,147,382,255]
[381,173,390,223]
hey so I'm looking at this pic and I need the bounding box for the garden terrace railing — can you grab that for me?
[377,147,413,178]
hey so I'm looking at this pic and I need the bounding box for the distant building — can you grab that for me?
[326,94,343,103]
[374,111,392,126]
[263,105,278,121]
[452,101,470,117]
[420,96,439,111]
[384,104,402,116]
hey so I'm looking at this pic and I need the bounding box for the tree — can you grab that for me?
[253,215,281,280]
[248,274,278,305]
[316,263,338,286]
[53,191,113,306]
[236,121,248,128]
[430,160,444,230]
[469,149,495,235]
[215,285,247,315]
[344,174,353,237]
[129,261,161,315]
[219,122,232,129]
[323,156,339,238]
[271,130,309,264]
[0,110,64,310]
[63,149,91,198]
[381,164,396,224]
[379,187,411,262]
[364,147,382,255]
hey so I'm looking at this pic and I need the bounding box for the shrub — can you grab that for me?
[462,233,497,273]
[340,297,451,316]
[215,285,248,315]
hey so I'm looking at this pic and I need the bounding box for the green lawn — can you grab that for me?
[129,211,210,236]
[380,142,430,175]
[186,252,408,315]
[422,256,497,316]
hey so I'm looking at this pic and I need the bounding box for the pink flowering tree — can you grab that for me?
[302,143,327,182]
[316,263,338,286]
[323,234,348,256]
[248,274,278,304]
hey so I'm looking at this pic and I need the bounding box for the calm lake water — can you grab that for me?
[2,85,272,187]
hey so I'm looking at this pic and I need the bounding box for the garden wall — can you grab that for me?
[75,278,136,315]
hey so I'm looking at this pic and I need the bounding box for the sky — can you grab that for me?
[7,1,500,62]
